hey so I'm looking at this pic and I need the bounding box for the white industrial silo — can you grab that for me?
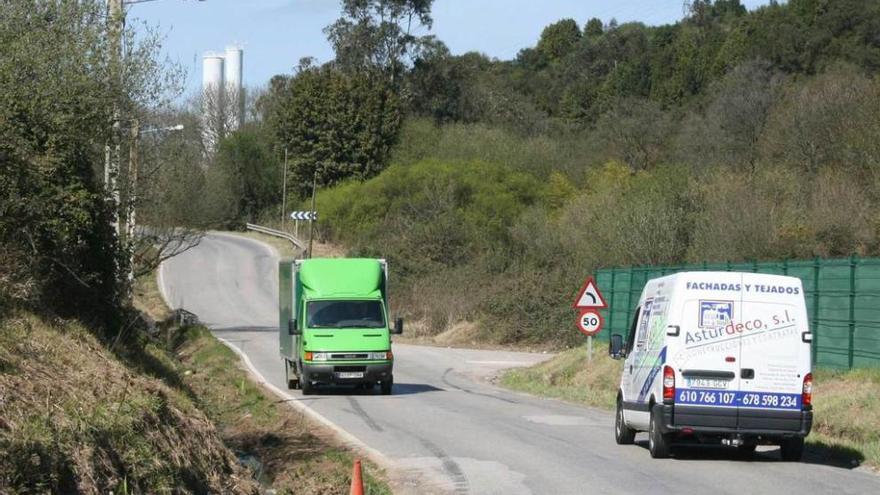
[202,52,224,93]
[202,52,225,154]
[224,45,244,130]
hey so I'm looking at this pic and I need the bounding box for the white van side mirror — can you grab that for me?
[666,325,680,337]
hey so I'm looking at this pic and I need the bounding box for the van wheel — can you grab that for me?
[301,379,315,395]
[615,399,636,445]
[648,408,671,459]
[780,437,804,461]
[380,378,393,395]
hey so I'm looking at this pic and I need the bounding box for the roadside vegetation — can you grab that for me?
[173,325,390,494]
[502,348,880,469]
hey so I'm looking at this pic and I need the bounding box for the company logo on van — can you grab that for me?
[699,300,733,329]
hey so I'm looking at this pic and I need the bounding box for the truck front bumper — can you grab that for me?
[302,362,393,384]
[655,403,813,439]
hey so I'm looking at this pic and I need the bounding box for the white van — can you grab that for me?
[609,272,813,460]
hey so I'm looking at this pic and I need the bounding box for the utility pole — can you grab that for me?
[308,170,317,259]
[106,0,124,239]
[124,119,139,292]
[281,147,288,230]
[125,119,139,245]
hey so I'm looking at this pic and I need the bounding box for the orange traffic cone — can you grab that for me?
[350,458,364,495]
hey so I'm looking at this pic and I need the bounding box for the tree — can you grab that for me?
[536,19,582,61]
[0,0,181,322]
[676,60,783,169]
[585,18,604,38]
[760,64,879,173]
[592,98,672,170]
[262,63,401,197]
[213,126,280,222]
[324,0,435,85]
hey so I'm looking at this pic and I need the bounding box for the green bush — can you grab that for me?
[316,159,542,276]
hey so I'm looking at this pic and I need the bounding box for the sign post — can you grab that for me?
[573,276,607,363]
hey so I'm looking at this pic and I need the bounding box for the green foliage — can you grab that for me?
[0,0,175,323]
[390,118,594,179]
[584,18,604,38]
[537,19,582,61]
[213,126,280,223]
[324,0,435,83]
[403,0,880,130]
[263,65,401,198]
[316,159,542,276]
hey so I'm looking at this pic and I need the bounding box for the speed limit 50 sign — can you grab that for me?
[576,310,604,337]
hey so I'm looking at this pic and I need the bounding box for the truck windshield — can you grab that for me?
[307,300,385,329]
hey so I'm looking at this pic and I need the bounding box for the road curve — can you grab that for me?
[160,233,880,495]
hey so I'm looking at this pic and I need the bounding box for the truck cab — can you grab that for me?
[279,258,402,395]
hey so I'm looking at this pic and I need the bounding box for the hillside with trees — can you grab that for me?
[156,0,880,347]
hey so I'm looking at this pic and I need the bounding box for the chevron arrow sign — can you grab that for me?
[290,211,318,221]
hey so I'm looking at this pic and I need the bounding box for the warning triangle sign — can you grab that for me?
[572,276,607,309]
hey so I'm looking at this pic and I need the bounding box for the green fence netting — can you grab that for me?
[594,257,880,369]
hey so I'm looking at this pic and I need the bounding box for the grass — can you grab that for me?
[809,367,880,468]
[0,312,257,494]
[172,325,391,494]
[501,343,623,410]
[132,263,173,322]
[501,344,880,470]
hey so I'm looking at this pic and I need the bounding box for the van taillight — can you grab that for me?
[802,373,813,407]
[663,365,675,402]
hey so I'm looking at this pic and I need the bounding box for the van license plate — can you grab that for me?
[686,378,728,389]
[337,372,364,379]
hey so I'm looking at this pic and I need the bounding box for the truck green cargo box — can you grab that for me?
[279,258,403,395]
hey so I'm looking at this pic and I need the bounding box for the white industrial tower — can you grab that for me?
[201,45,244,155]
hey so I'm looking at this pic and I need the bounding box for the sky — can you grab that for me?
[130,0,772,95]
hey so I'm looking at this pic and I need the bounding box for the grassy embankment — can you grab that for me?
[0,311,258,494]
[502,344,880,470]
[135,272,390,494]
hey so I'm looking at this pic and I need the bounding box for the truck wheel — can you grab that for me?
[380,378,393,395]
[615,399,636,445]
[780,437,804,462]
[648,408,671,459]
[301,379,315,395]
[285,360,299,390]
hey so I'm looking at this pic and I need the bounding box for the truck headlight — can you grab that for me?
[369,351,391,360]
[312,352,329,361]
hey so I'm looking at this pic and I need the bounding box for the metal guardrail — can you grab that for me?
[246,223,305,251]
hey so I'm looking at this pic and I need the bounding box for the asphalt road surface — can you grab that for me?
[160,233,880,495]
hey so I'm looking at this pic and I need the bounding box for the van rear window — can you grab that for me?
[307,300,385,329]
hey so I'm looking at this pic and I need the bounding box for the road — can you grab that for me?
[160,233,880,495]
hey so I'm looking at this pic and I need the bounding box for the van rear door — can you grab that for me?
[673,273,744,429]
[736,274,810,431]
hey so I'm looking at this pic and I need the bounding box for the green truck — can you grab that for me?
[279,258,402,395]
